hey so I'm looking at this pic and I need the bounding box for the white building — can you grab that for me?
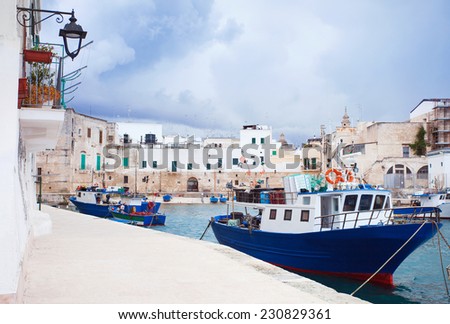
[1,0,65,302]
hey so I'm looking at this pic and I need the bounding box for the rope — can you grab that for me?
[434,222,450,298]
[351,221,427,296]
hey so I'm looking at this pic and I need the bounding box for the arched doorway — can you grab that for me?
[187,177,199,192]
[385,164,412,189]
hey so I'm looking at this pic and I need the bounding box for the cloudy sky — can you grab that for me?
[41,0,450,144]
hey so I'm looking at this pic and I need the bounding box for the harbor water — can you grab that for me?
[153,203,450,304]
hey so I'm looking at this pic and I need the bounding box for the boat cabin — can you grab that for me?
[232,188,393,234]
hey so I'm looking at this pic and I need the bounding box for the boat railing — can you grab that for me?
[317,206,440,231]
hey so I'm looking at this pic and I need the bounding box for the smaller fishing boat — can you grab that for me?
[210,195,219,203]
[69,185,125,217]
[163,194,172,202]
[109,197,166,227]
[411,191,450,219]
[219,194,228,203]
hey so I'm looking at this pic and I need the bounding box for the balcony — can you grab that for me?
[19,107,65,152]
[19,46,62,109]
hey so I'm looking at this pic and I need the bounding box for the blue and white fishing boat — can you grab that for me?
[69,186,125,217]
[411,190,450,219]
[109,198,165,227]
[210,173,442,286]
[210,195,219,203]
[219,194,228,203]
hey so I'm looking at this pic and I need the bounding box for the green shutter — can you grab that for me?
[123,157,129,168]
[96,154,101,171]
[80,153,86,170]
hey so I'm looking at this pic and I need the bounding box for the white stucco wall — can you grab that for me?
[0,0,31,301]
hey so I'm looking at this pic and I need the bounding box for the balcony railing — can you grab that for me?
[19,47,62,109]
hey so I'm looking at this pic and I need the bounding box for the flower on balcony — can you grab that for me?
[23,84,61,106]
[22,45,60,107]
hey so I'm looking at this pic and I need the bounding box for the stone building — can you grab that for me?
[37,112,304,203]
[410,98,450,190]
[317,110,428,196]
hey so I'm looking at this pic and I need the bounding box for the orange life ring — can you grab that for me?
[344,170,354,182]
[325,168,343,185]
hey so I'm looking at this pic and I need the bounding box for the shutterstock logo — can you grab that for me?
[101,136,314,171]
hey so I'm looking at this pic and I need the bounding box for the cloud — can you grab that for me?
[39,0,450,144]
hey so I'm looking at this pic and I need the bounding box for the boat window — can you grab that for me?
[77,192,81,197]
[301,210,310,222]
[373,195,386,209]
[359,194,373,211]
[302,196,311,205]
[269,209,277,220]
[385,196,391,208]
[446,194,450,200]
[343,195,358,211]
[284,210,292,221]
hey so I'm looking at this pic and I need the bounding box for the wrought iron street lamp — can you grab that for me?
[17,6,88,60]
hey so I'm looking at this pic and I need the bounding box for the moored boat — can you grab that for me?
[109,197,165,226]
[210,195,219,203]
[69,186,125,217]
[411,191,450,219]
[210,173,442,286]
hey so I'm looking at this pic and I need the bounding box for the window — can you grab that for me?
[272,150,276,156]
[311,158,317,170]
[402,146,410,158]
[153,161,157,168]
[80,152,86,170]
[303,158,310,170]
[252,138,256,144]
[269,209,277,220]
[87,128,91,138]
[96,154,101,171]
[373,195,386,209]
[187,163,193,170]
[206,163,211,170]
[359,194,373,211]
[301,210,310,222]
[142,161,147,168]
[284,209,292,221]
[302,197,311,205]
[218,158,222,168]
[261,137,265,144]
[124,176,128,183]
[417,166,428,180]
[123,157,129,168]
[232,158,239,165]
[171,161,177,172]
[99,130,103,144]
[343,195,358,211]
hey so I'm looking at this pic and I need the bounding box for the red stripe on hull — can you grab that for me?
[274,263,394,286]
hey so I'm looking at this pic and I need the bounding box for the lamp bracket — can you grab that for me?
[16,7,73,28]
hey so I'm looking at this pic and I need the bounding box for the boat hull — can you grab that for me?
[110,210,166,226]
[69,197,113,217]
[211,216,441,285]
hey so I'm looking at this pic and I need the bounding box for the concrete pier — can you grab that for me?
[18,205,366,304]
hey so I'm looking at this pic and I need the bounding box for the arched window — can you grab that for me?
[417,166,428,180]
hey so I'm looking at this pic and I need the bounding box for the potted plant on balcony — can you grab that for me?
[23,44,53,64]
[23,45,60,107]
